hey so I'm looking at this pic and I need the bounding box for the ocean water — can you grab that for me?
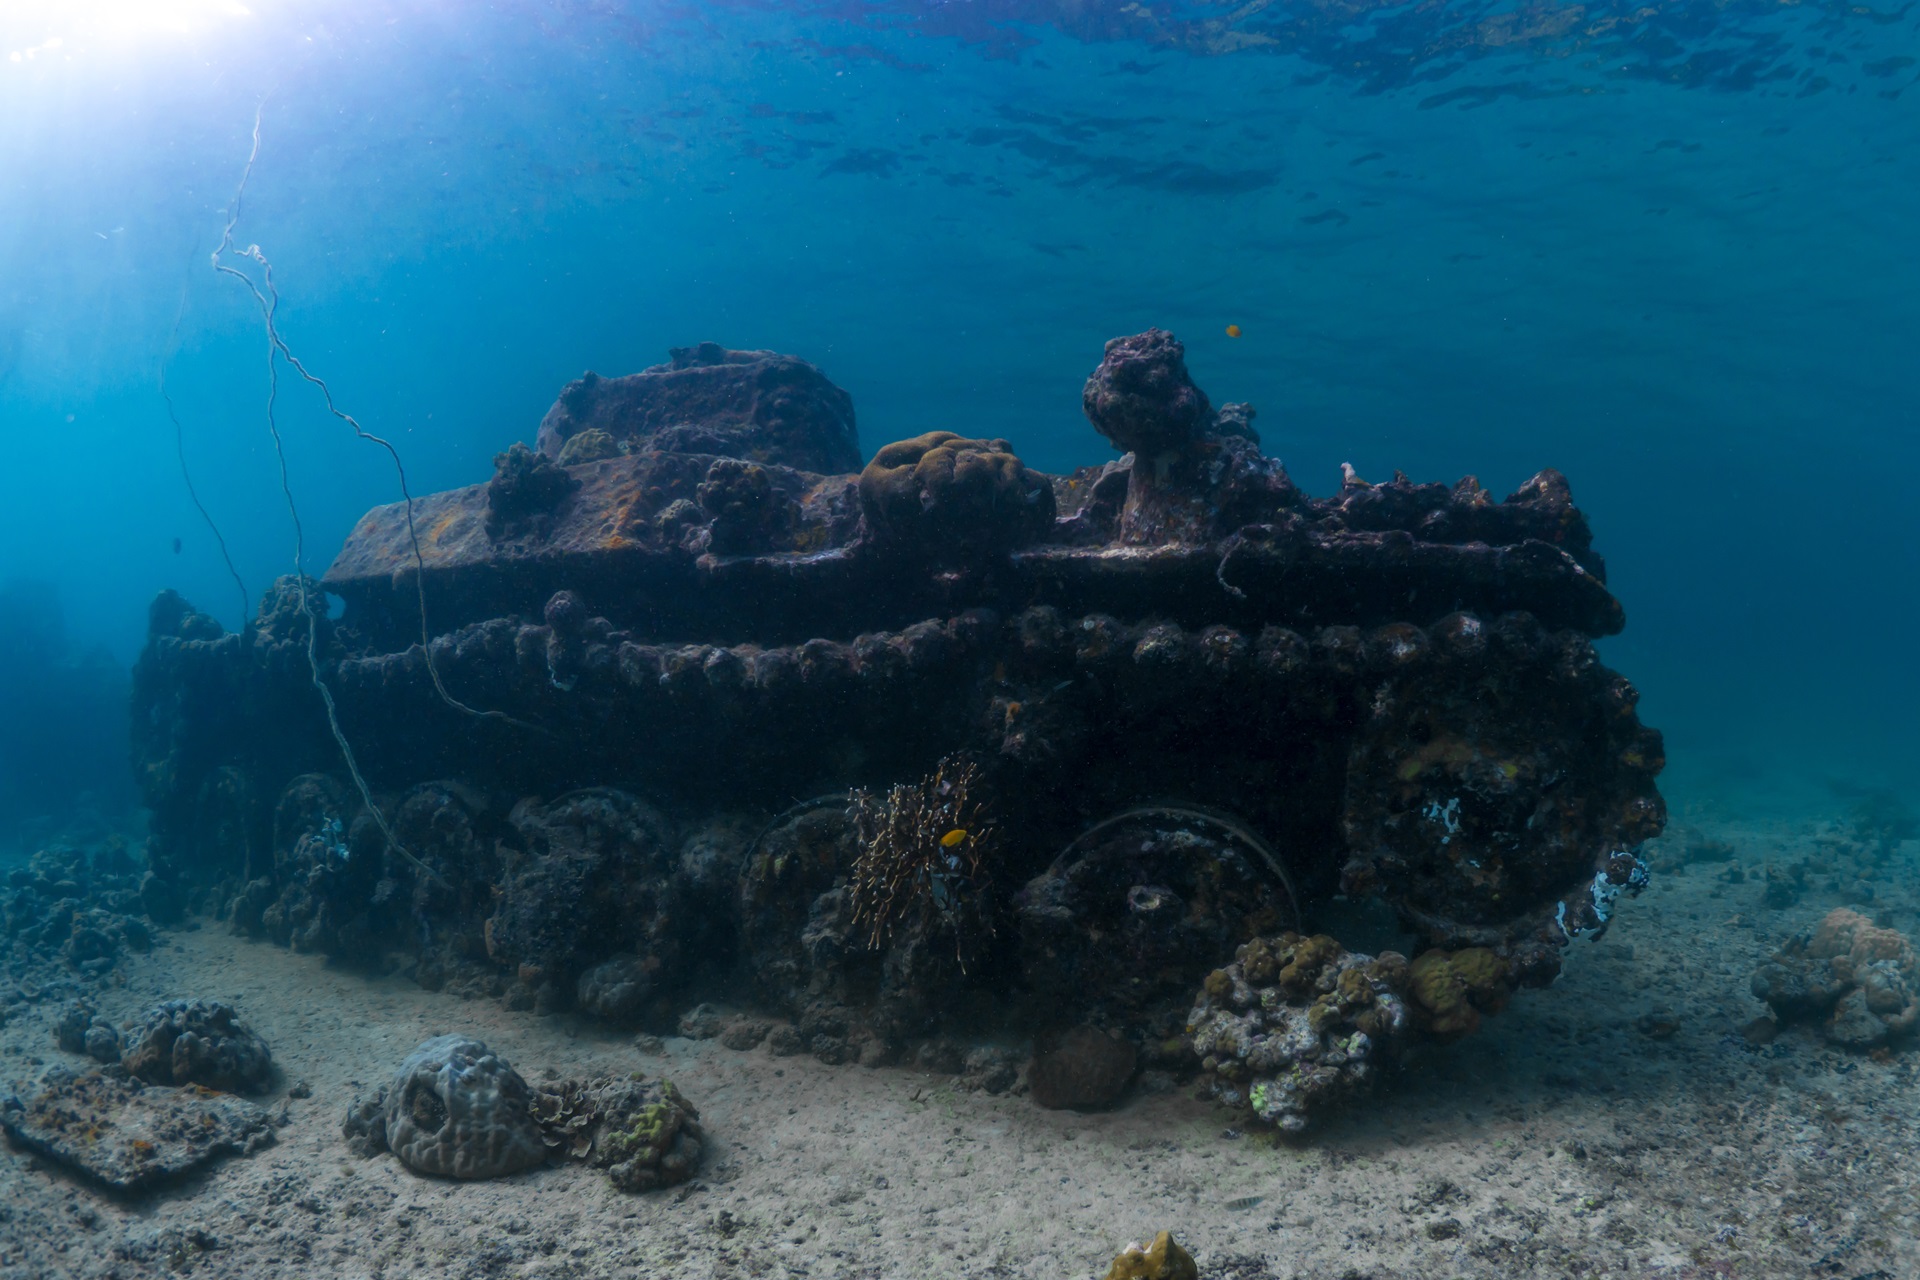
[4,0,1918,818]
[2,2,1918,1275]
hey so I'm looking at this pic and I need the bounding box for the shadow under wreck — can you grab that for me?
[131,329,1665,1132]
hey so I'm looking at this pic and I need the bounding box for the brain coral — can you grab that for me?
[858,430,1055,557]
[382,1035,547,1179]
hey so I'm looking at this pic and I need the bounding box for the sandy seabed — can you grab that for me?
[2,794,1917,1280]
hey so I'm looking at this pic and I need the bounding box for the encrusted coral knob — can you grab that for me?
[1081,329,1212,456]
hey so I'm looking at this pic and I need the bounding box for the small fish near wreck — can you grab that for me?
[131,330,1664,1131]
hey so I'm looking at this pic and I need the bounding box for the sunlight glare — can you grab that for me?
[5,0,253,61]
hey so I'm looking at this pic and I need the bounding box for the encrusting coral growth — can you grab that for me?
[18,994,283,1191]
[1186,936,1532,1131]
[486,441,580,542]
[529,1073,704,1192]
[353,1035,548,1180]
[0,1065,276,1194]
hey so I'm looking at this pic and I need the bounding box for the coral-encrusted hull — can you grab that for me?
[321,451,1621,650]
[134,331,1664,1129]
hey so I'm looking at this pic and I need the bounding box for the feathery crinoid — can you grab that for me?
[847,755,997,964]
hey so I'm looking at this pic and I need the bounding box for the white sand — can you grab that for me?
[3,800,1917,1280]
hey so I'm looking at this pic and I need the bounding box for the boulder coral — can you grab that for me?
[349,1035,548,1180]
[858,430,1055,558]
[1407,947,1511,1038]
[1187,932,1413,1132]
[119,999,274,1094]
[1753,908,1918,1049]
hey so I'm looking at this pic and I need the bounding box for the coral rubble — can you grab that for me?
[0,1065,274,1193]
[3,839,156,979]
[133,329,1665,1123]
[53,1000,123,1063]
[529,1073,704,1192]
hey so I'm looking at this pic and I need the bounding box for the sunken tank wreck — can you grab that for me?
[132,330,1664,1132]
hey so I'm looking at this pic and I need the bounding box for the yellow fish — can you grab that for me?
[1225,323,1242,338]
[940,828,969,848]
